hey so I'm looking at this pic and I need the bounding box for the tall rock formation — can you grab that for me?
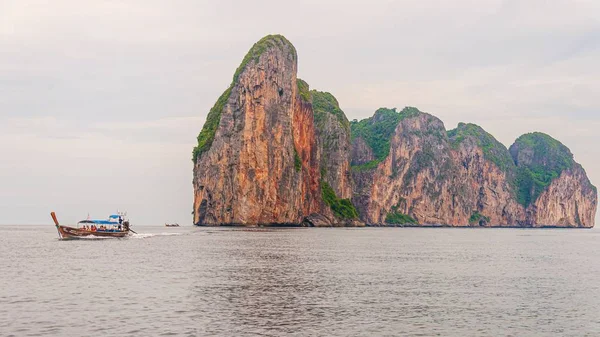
[448,123,524,226]
[350,109,597,227]
[311,90,353,200]
[510,133,597,227]
[448,123,523,226]
[192,35,321,225]
[193,34,597,227]
[351,108,470,225]
[192,35,360,226]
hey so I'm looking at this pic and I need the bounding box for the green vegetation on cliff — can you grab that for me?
[193,35,296,163]
[192,86,233,162]
[233,35,297,83]
[447,123,515,172]
[385,211,418,225]
[297,78,311,102]
[469,211,490,225]
[311,90,350,131]
[510,132,575,207]
[294,147,302,172]
[350,107,420,169]
[321,181,359,219]
[351,160,380,171]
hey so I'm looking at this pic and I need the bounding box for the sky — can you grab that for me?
[1,0,599,225]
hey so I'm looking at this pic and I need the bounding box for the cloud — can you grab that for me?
[1,0,599,224]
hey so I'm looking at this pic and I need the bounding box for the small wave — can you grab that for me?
[58,232,185,240]
[63,235,114,240]
[130,232,184,239]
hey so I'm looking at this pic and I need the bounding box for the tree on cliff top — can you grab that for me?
[447,122,516,173]
[350,107,421,169]
[311,90,350,132]
[509,132,576,207]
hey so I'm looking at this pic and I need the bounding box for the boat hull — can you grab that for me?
[56,225,130,239]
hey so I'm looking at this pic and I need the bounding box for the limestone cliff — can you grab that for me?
[510,133,597,227]
[448,123,524,226]
[192,35,324,225]
[192,35,359,226]
[351,108,471,225]
[193,34,596,227]
[350,110,597,227]
[311,90,353,200]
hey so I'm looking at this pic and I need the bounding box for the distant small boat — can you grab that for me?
[165,223,180,227]
[51,212,134,239]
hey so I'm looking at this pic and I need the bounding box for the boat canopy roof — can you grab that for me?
[78,219,120,225]
[77,213,125,225]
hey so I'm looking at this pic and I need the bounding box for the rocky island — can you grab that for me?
[192,35,597,227]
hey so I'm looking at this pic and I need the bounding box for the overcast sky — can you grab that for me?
[1,0,599,225]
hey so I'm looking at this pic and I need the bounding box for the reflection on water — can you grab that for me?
[1,226,600,336]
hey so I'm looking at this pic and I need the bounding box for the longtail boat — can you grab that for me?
[51,211,134,239]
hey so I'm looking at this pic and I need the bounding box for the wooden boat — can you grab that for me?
[165,223,180,227]
[51,212,134,239]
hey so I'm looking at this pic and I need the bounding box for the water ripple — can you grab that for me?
[0,226,599,336]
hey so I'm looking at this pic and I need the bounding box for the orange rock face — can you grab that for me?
[292,98,323,217]
[352,112,472,225]
[351,112,597,227]
[313,102,353,200]
[451,139,524,226]
[193,38,326,225]
[529,165,597,227]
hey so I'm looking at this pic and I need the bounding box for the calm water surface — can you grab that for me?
[1,225,600,336]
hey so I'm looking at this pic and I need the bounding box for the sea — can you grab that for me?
[1,225,599,337]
